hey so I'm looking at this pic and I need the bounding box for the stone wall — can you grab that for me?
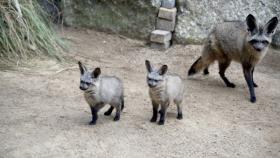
[63,0,161,39]
[62,0,280,47]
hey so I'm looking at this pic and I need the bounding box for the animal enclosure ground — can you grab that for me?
[0,28,280,158]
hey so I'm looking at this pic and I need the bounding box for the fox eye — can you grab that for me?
[262,40,269,45]
[250,40,269,45]
[249,39,258,44]
[81,81,91,85]
[148,78,159,82]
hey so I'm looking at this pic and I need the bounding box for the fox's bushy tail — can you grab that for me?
[188,46,215,76]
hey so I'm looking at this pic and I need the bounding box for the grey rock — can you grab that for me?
[150,30,172,43]
[158,7,177,21]
[272,31,280,48]
[174,0,280,44]
[156,18,176,31]
[161,0,175,9]
[150,41,171,50]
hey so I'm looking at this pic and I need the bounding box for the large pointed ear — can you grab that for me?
[92,67,101,78]
[78,61,87,74]
[264,16,278,35]
[159,65,168,75]
[246,14,258,34]
[145,60,152,72]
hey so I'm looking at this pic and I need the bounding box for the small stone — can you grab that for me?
[150,41,170,50]
[158,7,177,21]
[161,0,175,9]
[156,18,176,31]
[150,30,172,43]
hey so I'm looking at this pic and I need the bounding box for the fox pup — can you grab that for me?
[188,14,278,103]
[145,60,185,125]
[78,61,124,125]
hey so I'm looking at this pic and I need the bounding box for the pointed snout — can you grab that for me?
[79,86,87,91]
[148,83,157,88]
[254,47,263,52]
[253,42,266,52]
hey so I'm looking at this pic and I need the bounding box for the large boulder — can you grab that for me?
[175,0,280,45]
[62,0,161,39]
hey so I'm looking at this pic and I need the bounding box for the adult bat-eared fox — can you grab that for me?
[188,14,278,103]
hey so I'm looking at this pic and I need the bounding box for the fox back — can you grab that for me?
[149,75,184,104]
[84,76,123,106]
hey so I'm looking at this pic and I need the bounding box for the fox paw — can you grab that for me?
[158,120,165,125]
[226,83,236,88]
[89,120,96,125]
[177,114,183,120]
[150,117,157,122]
[250,96,256,103]
[113,116,120,121]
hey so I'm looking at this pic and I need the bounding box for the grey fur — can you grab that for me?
[145,60,185,125]
[78,61,124,125]
[188,14,278,103]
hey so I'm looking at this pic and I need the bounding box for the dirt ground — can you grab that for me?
[0,28,280,158]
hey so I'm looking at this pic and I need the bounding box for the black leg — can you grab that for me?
[114,106,121,121]
[219,60,235,88]
[89,106,98,125]
[121,96,124,111]
[203,67,209,75]
[177,113,183,120]
[150,101,159,122]
[252,67,258,87]
[177,105,183,120]
[104,106,114,116]
[158,107,167,125]
[243,64,256,103]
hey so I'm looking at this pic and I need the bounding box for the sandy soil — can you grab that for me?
[0,28,280,158]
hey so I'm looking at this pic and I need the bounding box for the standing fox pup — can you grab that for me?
[145,60,185,125]
[78,61,124,125]
[188,14,278,103]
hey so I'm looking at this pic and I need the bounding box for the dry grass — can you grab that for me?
[0,0,64,65]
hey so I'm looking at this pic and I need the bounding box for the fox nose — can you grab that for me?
[80,86,86,90]
[255,48,262,52]
[253,44,264,52]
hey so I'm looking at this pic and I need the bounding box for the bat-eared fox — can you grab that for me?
[145,60,185,125]
[188,14,278,103]
[78,61,124,125]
